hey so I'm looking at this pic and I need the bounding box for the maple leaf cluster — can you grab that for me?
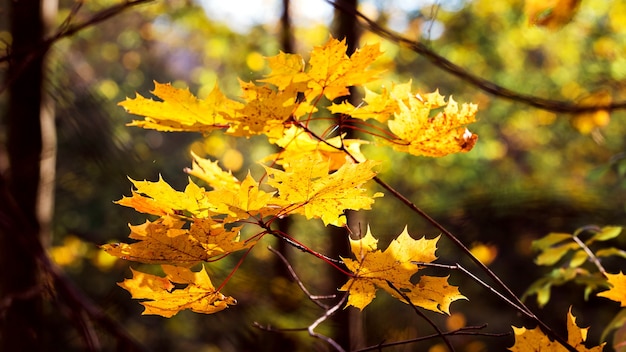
[106,37,477,317]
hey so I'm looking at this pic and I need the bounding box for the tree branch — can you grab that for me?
[326,0,626,114]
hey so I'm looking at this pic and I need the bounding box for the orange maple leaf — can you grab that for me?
[387,90,478,157]
[119,82,240,133]
[598,272,626,307]
[509,307,604,351]
[264,153,382,226]
[339,226,466,313]
[101,217,250,266]
[119,265,236,318]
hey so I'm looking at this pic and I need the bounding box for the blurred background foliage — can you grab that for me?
[2,0,626,350]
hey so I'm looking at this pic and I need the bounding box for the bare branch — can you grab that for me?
[326,0,626,114]
[267,245,334,309]
[386,280,455,352]
[353,325,509,352]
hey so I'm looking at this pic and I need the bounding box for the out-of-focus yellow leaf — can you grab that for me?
[525,0,582,30]
[339,226,466,313]
[572,90,612,134]
[119,265,236,318]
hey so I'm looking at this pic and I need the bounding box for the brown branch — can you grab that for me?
[267,245,334,309]
[0,0,154,94]
[325,0,626,114]
[353,325,509,352]
[386,281,455,352]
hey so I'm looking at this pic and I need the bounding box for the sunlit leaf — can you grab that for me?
[340,226,466,313]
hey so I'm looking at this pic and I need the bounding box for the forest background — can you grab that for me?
[1,0,626,351]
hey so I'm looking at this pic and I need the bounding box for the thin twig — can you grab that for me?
[353,325,509,352]
[326,0,626,114]
[268,245,333,309]
[386,280,455,352]
[307,293,349,352]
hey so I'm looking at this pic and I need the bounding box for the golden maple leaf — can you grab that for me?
[101,217,250,266]
[185,152,241,192]
[119,82,240,133]
[117,176,213,218]
[328,81,413,123]
[339,226,466,313]
[304,37,383,101]
[509,307,604,351]
[119,265,237,318]
[227,80,299,139]
[205,172,278,222]
[264,125,367,171]
[258,51,307,91]
[597,272,626,307]
[264,153,382,226]
[387,90,478,157]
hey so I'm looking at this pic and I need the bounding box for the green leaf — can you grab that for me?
[532,232,571,251]
[535,242,579,266]
[597,247,626,259]
[569,249,588,268]
[586,226,622,245]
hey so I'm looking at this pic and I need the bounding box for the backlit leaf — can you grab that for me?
[264,153,382,226]
[598,272,626,307]
[119,265,236,318]
[509,307,604,351]
[340,226,466,313]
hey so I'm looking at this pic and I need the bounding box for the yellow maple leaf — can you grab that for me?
[205,172,278,222]
[509,307,604,351]
[227,80,299,139]
[328,81,413,123]
[264,153,382,226]
[101,217,250,266]
[119,265,237,318]
[305,37,383,101]
[258,51,308,91]
[339,226,466,313]
[387,91,478,157]
[119,82,241,133]
[598,272,626,307]
[264,125,367,171]
[117,176,213,218]
[185,152,241,192]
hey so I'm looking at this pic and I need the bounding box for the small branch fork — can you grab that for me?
[326,0,626,114]
[259,245,508,351]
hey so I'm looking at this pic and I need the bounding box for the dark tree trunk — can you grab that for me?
[329,0,366,349]
[0,0,51,349]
